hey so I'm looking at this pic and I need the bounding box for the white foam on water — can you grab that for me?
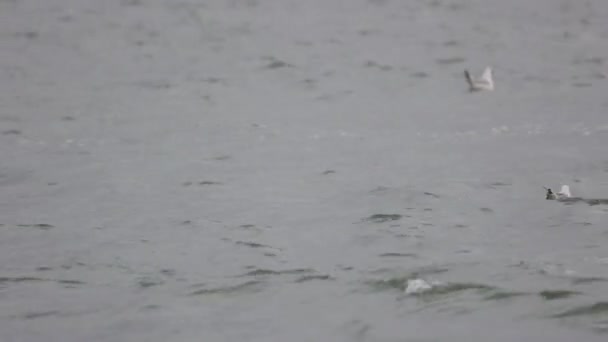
[405,279,433,294]
[558,185,572,199]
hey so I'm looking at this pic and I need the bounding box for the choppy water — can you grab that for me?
[1,0,608,341]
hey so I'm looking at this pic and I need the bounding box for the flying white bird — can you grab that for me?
[464,66,494,92]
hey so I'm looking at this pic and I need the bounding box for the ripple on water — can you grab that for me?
[294,275,333,283]
[367,273,518,303]
[363,214,402,223]
[136,276,164,289]
[189,280,264,296]
[550,302,608,334]
[423,192,440,199]
[400,279,500,301]
[241,268,315,277]
[366,268,450,292]
[56,279,85,286]
[0,276,45,284]
[538,290,580,300]
[486,181,511,189]
[0,276,84,288]
[378,252,418,258]
[436,57,466,65]
[15,223,54,230]
[21,311,59,320]
[234,241,273,249]
[559,198,608,206]
[571,276,607,285]
[367,275,411,291]
[414,282,496,297]
[551,302,608,318]
[410,71,429,78]
[483,291,529,301]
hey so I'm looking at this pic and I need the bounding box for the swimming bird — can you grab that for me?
[464,66,494,92]
[546,188,556,200]
[545,185,571,200]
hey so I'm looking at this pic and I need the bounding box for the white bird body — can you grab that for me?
[464,66,494,92]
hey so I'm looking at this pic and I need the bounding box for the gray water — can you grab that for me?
[1,0,608,341]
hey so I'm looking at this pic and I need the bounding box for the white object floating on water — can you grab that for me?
[464,66,494,92]
[405,278,433,294]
